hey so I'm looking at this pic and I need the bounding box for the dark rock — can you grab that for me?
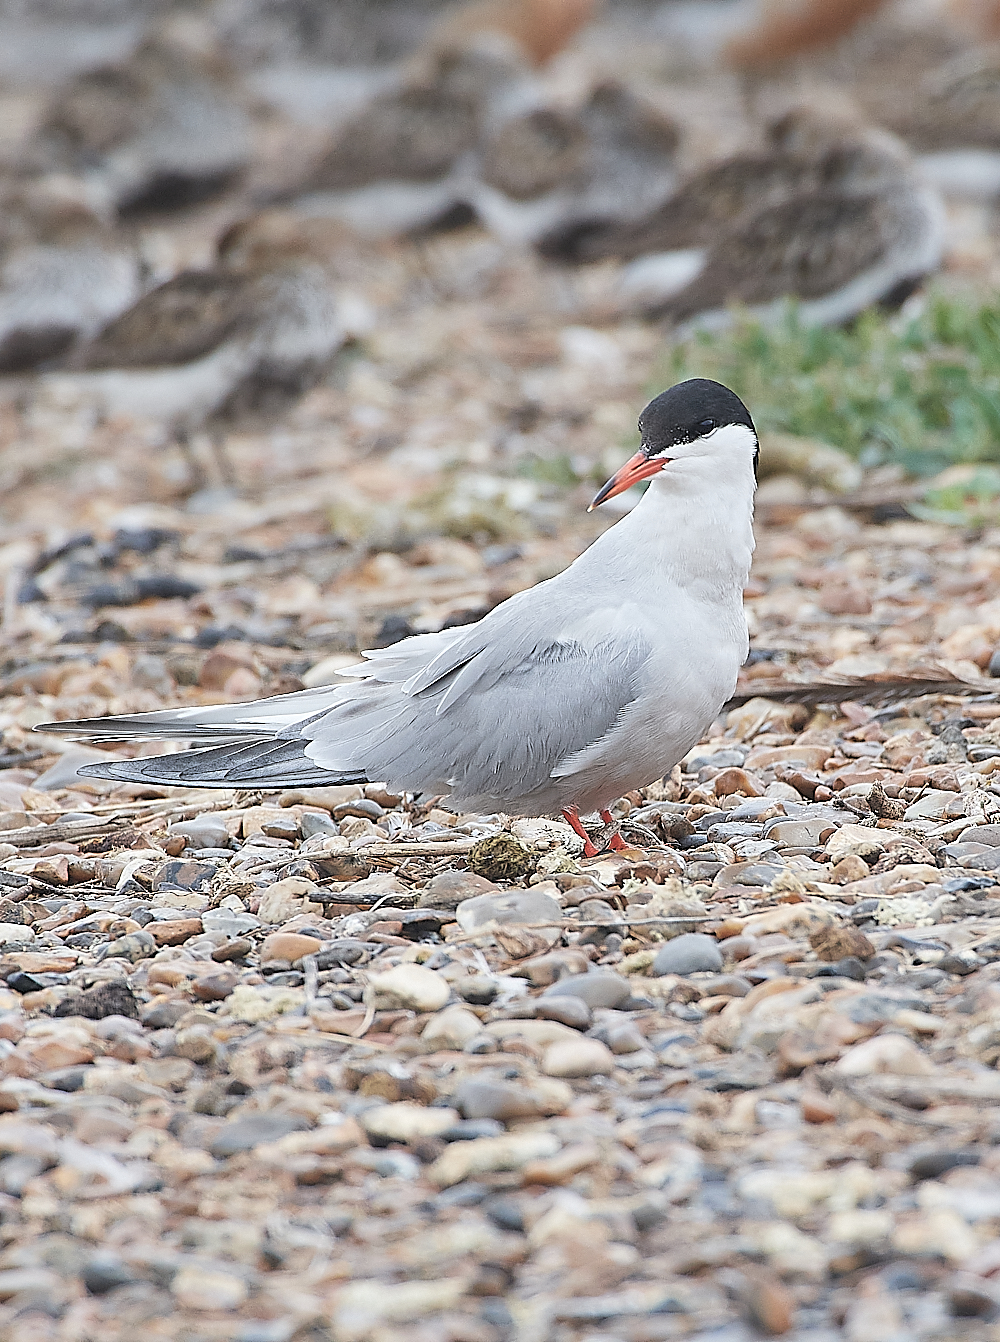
[211,938,253,963]
[83,1255,136,1295]
[396,908,451,939]
[440,1119,504,1142]
[94,931,156,963]
[535,996,591,1030]
[939,950,985,976]
[41,1067,87,1092]
[483,1195,525,1233]
[543,972,630,1009]
[948,1275,999,1319]
[55,980,139,1020]
[210,1112,310,1158]
[0,872,30,892]
[314,940,367,968]
[909,1149,980,1180]
[153,860,216,893]
[7,971,50,993]
[457,975,498,1005]
[300,811,339,839]
[652,933,724,977]
[141,1000,189,1029]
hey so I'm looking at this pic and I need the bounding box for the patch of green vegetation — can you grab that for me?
[516,453,581,487]
[910,465,1000,526]
[662,294,1000,476]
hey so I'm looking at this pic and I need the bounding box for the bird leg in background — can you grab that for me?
[562,806,626,856]
[175,429,236,492]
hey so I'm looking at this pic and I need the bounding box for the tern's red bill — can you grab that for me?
[589,451,667,511]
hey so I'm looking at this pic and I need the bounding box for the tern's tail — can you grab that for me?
[34,688,368,789]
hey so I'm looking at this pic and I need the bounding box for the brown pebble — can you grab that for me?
[192,971,238,1002]
[828,854,870,884]
[260,931,325,964]
[721,935,754,960]
[713,767,764,798]
[163,835,186,857]
[0,1090,18,1112]
[801,1094,838,1124]
[150,917,204,947]
[744,1272,794,1335]
[33,857,69,885]
[809,925,875,962]
[212,938,252,963]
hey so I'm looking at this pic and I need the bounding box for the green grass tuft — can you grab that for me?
[662,293,1000,476]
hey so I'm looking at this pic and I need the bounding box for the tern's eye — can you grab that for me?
[698,418,717,433]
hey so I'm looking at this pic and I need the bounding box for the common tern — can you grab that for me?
[41,378,758,856]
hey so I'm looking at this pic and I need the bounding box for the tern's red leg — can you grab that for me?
[600,809,627,851]
[562,807,598,858]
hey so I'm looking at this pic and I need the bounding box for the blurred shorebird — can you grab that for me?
[473,79,679,244]
[40,212,364,487]
[32,29,252,215]
[541,105,945,328]
[290,40,530,238]
[0,177,143,374]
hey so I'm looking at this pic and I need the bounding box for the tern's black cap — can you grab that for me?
[639,379,757,457]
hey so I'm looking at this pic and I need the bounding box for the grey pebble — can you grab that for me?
[652,933,724,977]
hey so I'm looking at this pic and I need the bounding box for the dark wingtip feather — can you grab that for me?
[724,677,1000,710]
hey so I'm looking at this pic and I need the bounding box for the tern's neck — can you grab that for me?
[618,454,756,603]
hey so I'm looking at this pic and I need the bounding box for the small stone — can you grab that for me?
[192,970,238,1002]
[260,931,324,964]
[168,816,231,850]
[210,1112,310,1158]
[141,1000,189,1029]
[422,1005,483,1050]
[224,983,304,1022]
[534,996,592,1030]
[825,824,887,863]
[83,1255,135,1296]
[940,950,985,976]
[810,926,875,962]
[172,1265,247,1311]
[542,971,630,1009]
[829,855,871,884]
[418,871,500,910]
[713,767,764,797]
[211,938,252,963]
[542,1037,615,1078]
[150,917,203,946]
[153,859,217,893]
[173,1027,218,1064]
[744,1272,794,1335]
[366,963,450,1012]
[56,980,139,1020]
[362,1103,459,1144]
[801,1094,837,1124]
[314,939,367,968]
[95,930,156,963]
[430,1132,561,1187]
[514,949,591,987]
[605,1023,646,1054]
[652,933,723,976]
[947,1274,999,1319]
[256,877,323,923]
[453,1077,571,1122]
[909,1150,980,1180]
[457,975,498,1005]
[202,909,260,937]
[466,834,535,881]
[766,816,836,847]
[836,1034,935,1077]
[455,888,562,934]
[0,924,33,945]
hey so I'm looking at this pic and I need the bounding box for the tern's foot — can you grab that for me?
[563,807,626,857]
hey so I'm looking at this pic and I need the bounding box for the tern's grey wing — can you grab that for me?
[301,600,655,807]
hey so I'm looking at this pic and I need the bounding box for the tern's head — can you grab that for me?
[590,378,758,509]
